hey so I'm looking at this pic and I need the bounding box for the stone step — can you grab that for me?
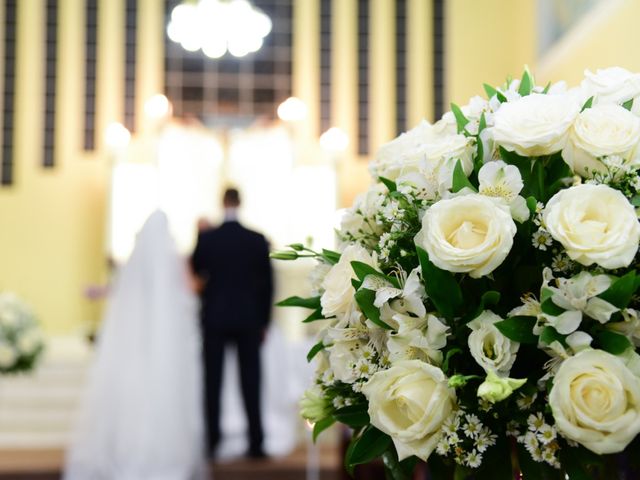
[0,385,83,410]
[0,432,71,449]
[0,447,343,480]
[0,410,77,435]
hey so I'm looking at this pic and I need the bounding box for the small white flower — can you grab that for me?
[464,449,482,468]
[506,421,521,438]
[532,229,553,250]
[528,412,546,432]
[551,254,570,273]
[536,424,557,445]
[516,391,537,410]
[463,414,482,439]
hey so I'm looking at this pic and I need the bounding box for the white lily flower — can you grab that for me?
[478,160,530,222]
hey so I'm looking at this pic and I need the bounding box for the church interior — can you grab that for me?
[1,0,640,478]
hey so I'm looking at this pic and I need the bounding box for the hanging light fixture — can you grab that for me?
[167,0,272,58]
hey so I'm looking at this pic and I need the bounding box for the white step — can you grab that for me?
[0,335,91,449]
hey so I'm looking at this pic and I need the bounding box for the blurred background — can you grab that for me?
[1,0,640,478]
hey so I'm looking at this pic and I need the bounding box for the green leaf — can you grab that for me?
[526,195,538,214]
[382,450,417,480]
[541,300,565,317]
[379,176,397,192]
[597,330,632,355]
[540,287,554,303]
[580,96,594,112]
[542,81,551,94]
[354,288,393,329]
[483,83,497,99]
[496,90,507,103]
[276,295,321,309]
[518,68,533,96]
[350,261,399,287]
[312,416,335,442]
[442,347,462,373]
[623,98,634,110]
[450,103,469,134]
[478,111,487,133]
[495,316,538,344]
[598,270,637,308]
[539,326,567,347]
[321,249,341,265]
[302,308,326,323]
[306,341,325,362]
[333,404,370,427]
[451,159,477,193]
[416,246,463,319]
[345,425,392,468]
[632,195,640,207]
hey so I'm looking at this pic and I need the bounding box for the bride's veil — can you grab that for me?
[65,210,206,480]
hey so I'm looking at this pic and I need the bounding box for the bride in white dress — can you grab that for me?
[65,211,206,480]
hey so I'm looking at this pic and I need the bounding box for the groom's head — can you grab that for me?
[223,188,241,208]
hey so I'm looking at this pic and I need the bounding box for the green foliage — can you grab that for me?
[354,288,393,329]
[581,96,594,112]
[333,404,370,427]
[344,425,392,470]
[379,176,397,192]
[450,103,470,134]
[306,341,325,362]
[416,246,463,320]
[495,316,538,344]
[598,270,638,309]
[452,159,477,193]
[276,295,321,309]
[518,68,534,96]
[596,330,632,355]
[312,417,335,442]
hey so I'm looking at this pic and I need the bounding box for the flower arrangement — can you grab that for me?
[0,292,45,374]
[273,67,640,479]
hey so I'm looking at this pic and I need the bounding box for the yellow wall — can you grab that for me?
[537,0,640,87]
[0,0,163,334]
[446,0,536,106]
[0,1,106,334]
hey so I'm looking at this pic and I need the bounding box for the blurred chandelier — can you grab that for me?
[167,0,272,58]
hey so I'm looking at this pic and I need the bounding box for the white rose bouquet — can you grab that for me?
[0,292,45,374]
[273,67,640,479]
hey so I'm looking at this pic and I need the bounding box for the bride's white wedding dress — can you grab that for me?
[65,211,206,480]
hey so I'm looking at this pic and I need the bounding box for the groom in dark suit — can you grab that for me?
[191,188,273,458]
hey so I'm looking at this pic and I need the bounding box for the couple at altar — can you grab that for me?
[65,188,274,480]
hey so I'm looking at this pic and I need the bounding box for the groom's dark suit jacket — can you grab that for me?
[192,220,273,333]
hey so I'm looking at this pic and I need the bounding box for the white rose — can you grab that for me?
[491,93,579,156]
[371,120,435,180]
[581,67,640,105]
[362,359,456,461]
[543,184,640,269]
[416,194,516,278]
[0,343,16,369]
[468,310,519,376]
[371,121,475,190]
[562,104,640,177]
[549,349,640,454]
[320,244,375,318]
